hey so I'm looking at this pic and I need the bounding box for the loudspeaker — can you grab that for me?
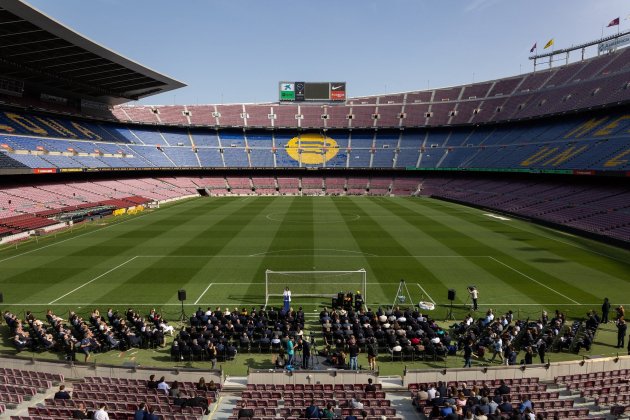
[447,289,456,301]
[178,289,186,302]
[0,292,3,303]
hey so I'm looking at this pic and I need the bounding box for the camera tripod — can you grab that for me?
[392,279,416,308]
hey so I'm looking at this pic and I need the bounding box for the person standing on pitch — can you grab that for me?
[286,336,295,368]
[463,339,473,368]
[283,287,291,314]
[468,286,479,311]
[602,298,611,324]
[298,337,311,369]
[617,318,627,349]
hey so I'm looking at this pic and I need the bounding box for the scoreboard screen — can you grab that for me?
[279,81,346,102]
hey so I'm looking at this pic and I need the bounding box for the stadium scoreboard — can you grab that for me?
[279,82,346,102]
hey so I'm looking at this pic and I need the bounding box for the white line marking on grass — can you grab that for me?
[484,213,511,221]
[136,254,489,258]
[429,197,629,265]
[48,256,138,304]
[248,248,378,257]
[0,199,191,264]
[415,283,436,304]
[508,223,630,265]
[194,283,213,305]
[488,256,580,304]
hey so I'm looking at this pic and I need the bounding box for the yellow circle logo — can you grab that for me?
[286,133,339,165]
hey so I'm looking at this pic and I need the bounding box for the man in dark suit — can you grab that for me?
[299,337,311,369]
[617,319,627,348]
[237,401,254,419]
[54,384,71,399]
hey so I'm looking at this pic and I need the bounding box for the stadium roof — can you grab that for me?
[0,0,186,105]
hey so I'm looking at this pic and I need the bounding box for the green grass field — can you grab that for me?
[1,196,629,375]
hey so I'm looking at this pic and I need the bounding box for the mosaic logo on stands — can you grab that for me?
[285,133,339,165]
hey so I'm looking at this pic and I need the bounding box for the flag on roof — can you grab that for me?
[607,17,620,27]
[544,39,554,49]
[530,42,537,53]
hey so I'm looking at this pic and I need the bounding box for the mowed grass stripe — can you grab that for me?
[355,197,540,306]
[331,197,445,306]
[391,197,600,304]
[191,197,298,306]
[90,197,279,306]
[247,197,315,307]
[46,198,241,306]
[312,197,370,266]
[0,198,223,304]
[425,199,630,289]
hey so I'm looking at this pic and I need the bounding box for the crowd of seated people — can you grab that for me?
[450,308,568,366]
[173,305,306,363]
[4,307,173,360]
[413,380,538,419]
[319,305,453,368]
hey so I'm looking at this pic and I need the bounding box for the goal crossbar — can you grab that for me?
[265,269,366,308]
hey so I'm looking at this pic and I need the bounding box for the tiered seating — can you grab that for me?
[0,214,58,232]
[226,177,252,194]
[324,177,346,194]
[1,105,630,171]
[390,178,420,195]
[229,383,398,420]
[300,177,323,193]
[423,177,630,242]
[251,177,277,195]
[277,177,299,194]
[0,368,61,412]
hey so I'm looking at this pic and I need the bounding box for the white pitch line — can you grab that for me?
[508,223,630,265]
[0,198,192,265]
[48,256,138,304]
[248,248,377,257]
[415,283,436,305]
[429,197,630,265]
[488,256,580,304]
[135,255,490,258]
[194,283,214,305]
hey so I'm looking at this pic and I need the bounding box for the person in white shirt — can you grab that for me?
[427,385,438,400]
[157,376,170,394]
[468,286,479,311]
[350,398,364,409]
[93,404,109,420]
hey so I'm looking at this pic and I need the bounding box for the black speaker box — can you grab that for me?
[447,289,456,301]
[0,292,3,303]
[178,289,186,301]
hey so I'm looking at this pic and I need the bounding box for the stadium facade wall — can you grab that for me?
[0,355,222,384]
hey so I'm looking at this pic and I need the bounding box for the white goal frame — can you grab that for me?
[265,269,367,308]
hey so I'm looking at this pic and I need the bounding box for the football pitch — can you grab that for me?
[1,195,629,323]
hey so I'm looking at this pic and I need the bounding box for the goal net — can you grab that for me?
[265,269,367,307]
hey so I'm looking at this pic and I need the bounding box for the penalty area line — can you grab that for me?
[194,283,214,305]
[48,256,139,305]
[488,256,579,304]
[415,284,436,305]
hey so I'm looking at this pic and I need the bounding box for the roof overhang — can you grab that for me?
[0,0,186,105]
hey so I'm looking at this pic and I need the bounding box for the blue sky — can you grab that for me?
[27,0,630,105]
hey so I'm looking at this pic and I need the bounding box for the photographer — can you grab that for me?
[468,286,479,311]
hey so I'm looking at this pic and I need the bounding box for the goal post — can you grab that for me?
[265,269,367,308]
